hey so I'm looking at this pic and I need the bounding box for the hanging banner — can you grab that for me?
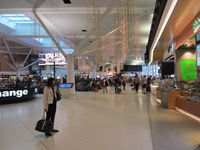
[39,52,66,66]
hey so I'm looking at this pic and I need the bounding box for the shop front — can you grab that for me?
[156,14,200,121]
[0,87,38,104]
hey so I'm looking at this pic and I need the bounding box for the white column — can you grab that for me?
[92,68,97,79]
[16,68,21,79]
[110,64,113,76]
[67,54,75,94]
[117,61,121,74]
[120,62,123,71]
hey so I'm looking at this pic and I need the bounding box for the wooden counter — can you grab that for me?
[156,89,181,109]
[168,91,182,109]
[154,88,200,120]
[176,97,200,118]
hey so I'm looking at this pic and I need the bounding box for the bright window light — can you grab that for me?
[63,48,74,54]
[34,38,44,43]
[0,14,70,52]
[0,14,35,28]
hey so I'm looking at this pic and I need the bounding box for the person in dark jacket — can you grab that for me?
[134,75,140,93]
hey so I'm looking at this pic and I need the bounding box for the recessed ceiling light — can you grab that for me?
[63,0,72,4]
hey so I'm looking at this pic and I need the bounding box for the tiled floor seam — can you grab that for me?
[15,112,50,150]
[144,93,157,150]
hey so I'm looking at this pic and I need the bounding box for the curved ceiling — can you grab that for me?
[152,0,200,62]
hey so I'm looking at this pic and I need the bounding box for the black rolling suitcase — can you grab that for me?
[35,112,53,133]
[117,87,122,94]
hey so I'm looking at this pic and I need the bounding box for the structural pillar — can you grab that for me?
[92,68,97,79]
[120,62,123,71]
[110,64,114,76]
[16,68,21,79]
[67,54,75,94]
[117,61,121,74]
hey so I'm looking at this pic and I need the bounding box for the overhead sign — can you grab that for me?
[39,52,66,66]
[193,17,200,33]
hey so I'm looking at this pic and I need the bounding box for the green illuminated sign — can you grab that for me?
[179,59,197,81]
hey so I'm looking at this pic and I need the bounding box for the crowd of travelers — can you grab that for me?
[89,74,154,94]
[0,77,41,89]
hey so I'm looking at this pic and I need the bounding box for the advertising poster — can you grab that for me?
[179,59,197,81]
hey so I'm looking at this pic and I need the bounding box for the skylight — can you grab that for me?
[63,48,74,54]
[0,14,71,53]
[0,14,34,28]
[34,38,44,43]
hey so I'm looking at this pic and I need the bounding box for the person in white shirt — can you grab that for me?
[43,78,59,136]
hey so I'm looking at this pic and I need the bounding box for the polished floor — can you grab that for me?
[0,87,200,150]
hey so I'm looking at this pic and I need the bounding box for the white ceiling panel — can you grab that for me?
[0,0,156,66]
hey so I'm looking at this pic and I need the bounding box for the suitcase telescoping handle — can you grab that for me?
[42,111,46,120]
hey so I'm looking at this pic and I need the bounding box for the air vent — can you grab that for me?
[82,30,87,32]
[63,0,72,4]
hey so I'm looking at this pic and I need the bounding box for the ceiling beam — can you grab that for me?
[0,34,34,49]
[9,34,98,39]
[0,50,32,55]
[81,56,95,70]
[32,11,66,57]
[3,39,17,68]
[20,59,40,71]
[22,49,33,67]
[32,0,67,57]
[10,35,50,38]
[0,6,154,14]
[0,47,70,49]
[0,55,16,71]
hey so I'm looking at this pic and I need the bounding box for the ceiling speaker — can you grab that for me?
[63,0,72,4]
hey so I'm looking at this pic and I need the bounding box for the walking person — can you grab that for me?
[105,79,109,93]
[140,76,147,94]
[146,76,152,92]
[114,79,118,94]
[122,79,126,91]
[108,78,112,86]
[134,75,140,93]
[43,78,60,136]
[102,80,106,94]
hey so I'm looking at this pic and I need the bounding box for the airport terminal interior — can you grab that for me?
[0,0,200,150]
